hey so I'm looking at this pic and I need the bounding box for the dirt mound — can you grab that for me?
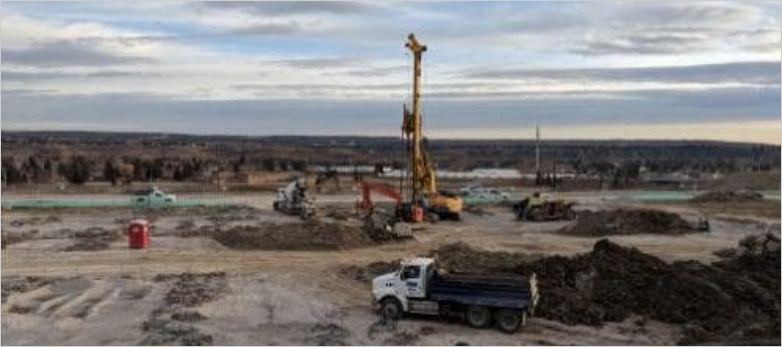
[213,221,375,251]
[2,230,39,249]
[559,209,703,236]
[341,261,398,284]
[432,242,539,274]
[692,190,764,203]
[431,238,780,345]
[62,227,124,252]
[155,272,228,307]
[463,205,495,217]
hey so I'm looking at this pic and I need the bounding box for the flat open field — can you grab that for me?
[2,191,779,345]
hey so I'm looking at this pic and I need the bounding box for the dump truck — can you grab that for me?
[372,258,539,333]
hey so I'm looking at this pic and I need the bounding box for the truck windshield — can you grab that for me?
[401,266,420,280]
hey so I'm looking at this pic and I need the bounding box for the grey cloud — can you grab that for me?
[74,35,176,47]
[268,57,357,69]
[462,62,781,86]
[2,41,154,68]
[2,87,778,137]
[231,83,406,97]
[201,1,377,15]
[231,22,305,36]
[2,70,164,82]
[572,34,711,56]
[0,89,58,97]
[499,2,775,56]
[344,65,406,77]
[613,2,759,27]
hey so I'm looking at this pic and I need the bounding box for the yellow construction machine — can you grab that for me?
[400,34,463,222]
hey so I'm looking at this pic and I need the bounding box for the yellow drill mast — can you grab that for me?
[401,34,462,221]
[403,33,437,205]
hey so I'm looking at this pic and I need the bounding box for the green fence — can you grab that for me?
[1,199,234,209]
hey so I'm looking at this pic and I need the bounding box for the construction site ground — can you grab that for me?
[2,191,780,345]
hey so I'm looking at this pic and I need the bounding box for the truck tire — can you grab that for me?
[565,208,576,221]
[525,208,540,221]
[496,309,525,333]
[381,298,403,321]
[465,305,491,328]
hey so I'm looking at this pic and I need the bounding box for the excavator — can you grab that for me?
[358,34,463,224]
[356,180,412,239]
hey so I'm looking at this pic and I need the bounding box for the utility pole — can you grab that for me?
[535,124,540,174]
[535,124,542,186]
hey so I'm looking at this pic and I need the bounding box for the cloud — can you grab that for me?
[1,1,779,143]
[3,86,778,135]
[200,1,379,15]
[461,61,780,86]
[572,33,711,56]
[268,57,357,69]
[2,41,155,67]
[496,2,779,57]
[2,69,164,82]
[229,22,306,36]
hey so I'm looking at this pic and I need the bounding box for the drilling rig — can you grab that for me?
[400,33,463,222]
[356,34,463,224]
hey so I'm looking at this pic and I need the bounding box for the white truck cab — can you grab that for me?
[372,258,434,313]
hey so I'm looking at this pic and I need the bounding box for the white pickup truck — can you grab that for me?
[132,188,176,205]
[372,258,539,333]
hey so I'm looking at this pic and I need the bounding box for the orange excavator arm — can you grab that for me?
[359,181,402,216]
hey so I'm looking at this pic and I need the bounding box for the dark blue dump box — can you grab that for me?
[429,273,535,310]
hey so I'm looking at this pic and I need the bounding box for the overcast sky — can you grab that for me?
[2,1,780,143]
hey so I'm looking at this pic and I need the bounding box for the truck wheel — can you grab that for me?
[299,208,312,220]
[381,298,402,321]
[526,208,540,221]
[465,305,491,328]
[496,309,524,333]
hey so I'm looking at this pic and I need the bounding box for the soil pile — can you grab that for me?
[63,227,124,252]
[692,190,764,203]
[161,272,228,307]
[431,242,539,274]
[1,230,38,249]
[213,221,375,251]
[559,209,702,236]
[341,261,398,284]
[432,237,780,345]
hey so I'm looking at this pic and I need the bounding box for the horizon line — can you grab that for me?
[2,129,779,147]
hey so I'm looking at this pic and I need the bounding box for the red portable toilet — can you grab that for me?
[128,219,150,249]
[411,206,425,223]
